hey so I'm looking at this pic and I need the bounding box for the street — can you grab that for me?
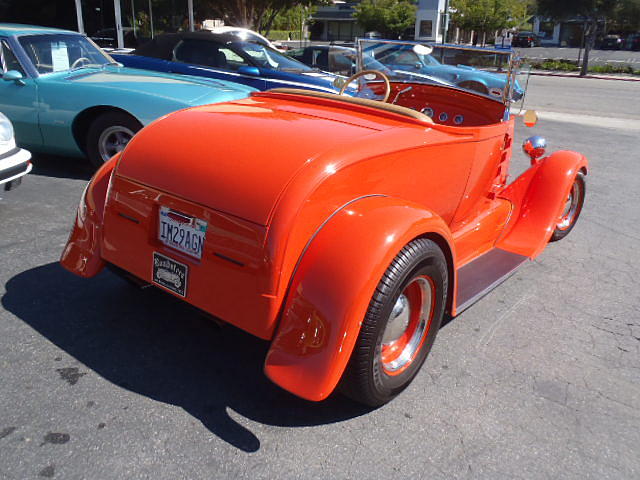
[514,46,640,66]
[0,75,639,479]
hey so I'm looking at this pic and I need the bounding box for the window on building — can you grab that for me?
[419,21,433,38]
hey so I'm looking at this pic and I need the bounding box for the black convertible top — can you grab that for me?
[133,32,239,59]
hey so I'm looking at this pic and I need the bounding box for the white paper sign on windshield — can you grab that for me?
[51,42,70,71]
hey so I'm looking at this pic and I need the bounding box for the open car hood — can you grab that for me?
[63,66,254,104]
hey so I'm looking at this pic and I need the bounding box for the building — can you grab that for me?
[414,0,447,43]
[309,1,364,42]
[533,16,605,47]
[0,0,196,49]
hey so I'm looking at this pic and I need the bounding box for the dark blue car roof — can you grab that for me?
[125,32,339,93]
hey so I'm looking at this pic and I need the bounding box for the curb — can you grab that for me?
[529,70,640,82]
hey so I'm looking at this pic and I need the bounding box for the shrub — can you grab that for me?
[266,30,304,41]
[588,64,635,74]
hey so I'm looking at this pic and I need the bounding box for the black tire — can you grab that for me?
[86,111,142,168]
[550,172,586,242]
[458,80,489,95]
[340,238,448,407]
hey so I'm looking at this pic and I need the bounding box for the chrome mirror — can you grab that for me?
[2,70,25,85]
[412,44,433,56]
[522,136,547,162]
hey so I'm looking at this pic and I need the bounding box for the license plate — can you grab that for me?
[158,206,207,259]
[152,252,187,297]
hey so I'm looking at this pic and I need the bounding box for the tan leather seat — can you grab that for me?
[264,88,434,124]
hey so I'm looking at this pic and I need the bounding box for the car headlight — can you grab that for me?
[0,112,15,144]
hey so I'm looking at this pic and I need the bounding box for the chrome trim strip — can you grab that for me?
[186,65,339,93]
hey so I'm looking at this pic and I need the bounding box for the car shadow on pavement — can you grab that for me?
[2,263,372,453]
[29,153,93,181]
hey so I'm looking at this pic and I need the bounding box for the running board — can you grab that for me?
[455,248,528,314]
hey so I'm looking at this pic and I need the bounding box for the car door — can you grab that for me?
[0,38,42,148]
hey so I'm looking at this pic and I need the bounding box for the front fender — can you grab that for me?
[497,150,588,258]
[60,153,120,277]
[264,195,455,401]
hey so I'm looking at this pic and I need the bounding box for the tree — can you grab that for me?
[451,0,533,44]
[537,0,617,76]
[354,0,417,38]
[612,0,640,32]
[199,0,325,34]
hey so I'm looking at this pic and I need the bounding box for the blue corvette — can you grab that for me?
[112,32,341,94]
[369,42,524,100]
[0,24,255,166]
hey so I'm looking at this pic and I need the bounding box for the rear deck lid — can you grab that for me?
[115,97,385,225]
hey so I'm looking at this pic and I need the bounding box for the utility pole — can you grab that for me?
[442,0,450,44]
[74,0,84,34]
[149,0,154,38]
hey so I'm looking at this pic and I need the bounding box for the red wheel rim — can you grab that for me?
[380,276,435,376]
[557,179,582,231]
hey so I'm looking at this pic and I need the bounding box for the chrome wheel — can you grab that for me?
[98,125,134,162]
[381,276,434,375]
[557,179,583,231]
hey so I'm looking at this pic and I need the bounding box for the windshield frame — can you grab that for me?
[230,40,312,72]
[16,32,115,77]
[356,38,521,109]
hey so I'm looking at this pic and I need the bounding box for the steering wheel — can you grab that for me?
[339,70,391,103]
[71,57,91,69]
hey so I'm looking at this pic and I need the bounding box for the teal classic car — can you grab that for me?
[0,24,255,166]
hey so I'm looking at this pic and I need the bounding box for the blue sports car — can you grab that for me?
[0,24,255,166]
[369,42,524,100]
[112,32,341,94]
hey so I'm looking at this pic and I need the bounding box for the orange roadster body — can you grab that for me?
[61,80,588,405]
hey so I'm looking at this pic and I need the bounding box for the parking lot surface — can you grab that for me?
[0,76,639,479]
[514,46,640,66]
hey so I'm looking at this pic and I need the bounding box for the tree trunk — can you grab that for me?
[580,18,597,77]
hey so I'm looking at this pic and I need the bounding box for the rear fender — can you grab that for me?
[497,150,588,258]
[264,195,455,401]
[60,154,120,277]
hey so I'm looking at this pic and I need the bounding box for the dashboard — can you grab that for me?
[386,83,505,127]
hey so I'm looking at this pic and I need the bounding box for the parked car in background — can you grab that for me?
[0,24,255,166]
[0,111,31,192]
[512,31,541,48]
[288,45,391,76]
[366,41,524,100]
[624,33,640,51]
[112,32,341,94]
[90,27,146,49]
[600,34,625,50]
[62,40,586,406]
[288,45,456,88]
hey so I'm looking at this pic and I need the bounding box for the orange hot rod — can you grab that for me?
[61,41,587,406]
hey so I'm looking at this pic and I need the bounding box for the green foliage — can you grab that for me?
[265,29,304,40]
[536,0,617,20]
[529,59,640,75]
[451,0,533,33]
[531,59,580,71]
[612,0,640,31]
[198,0,326,32]
[354,0,417,37]
[589,64,636,74]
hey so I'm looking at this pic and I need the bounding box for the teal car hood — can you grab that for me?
[56,66,254,105]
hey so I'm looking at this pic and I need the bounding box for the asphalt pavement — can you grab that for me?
[515,46,640,66]
[0,76,639,479]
